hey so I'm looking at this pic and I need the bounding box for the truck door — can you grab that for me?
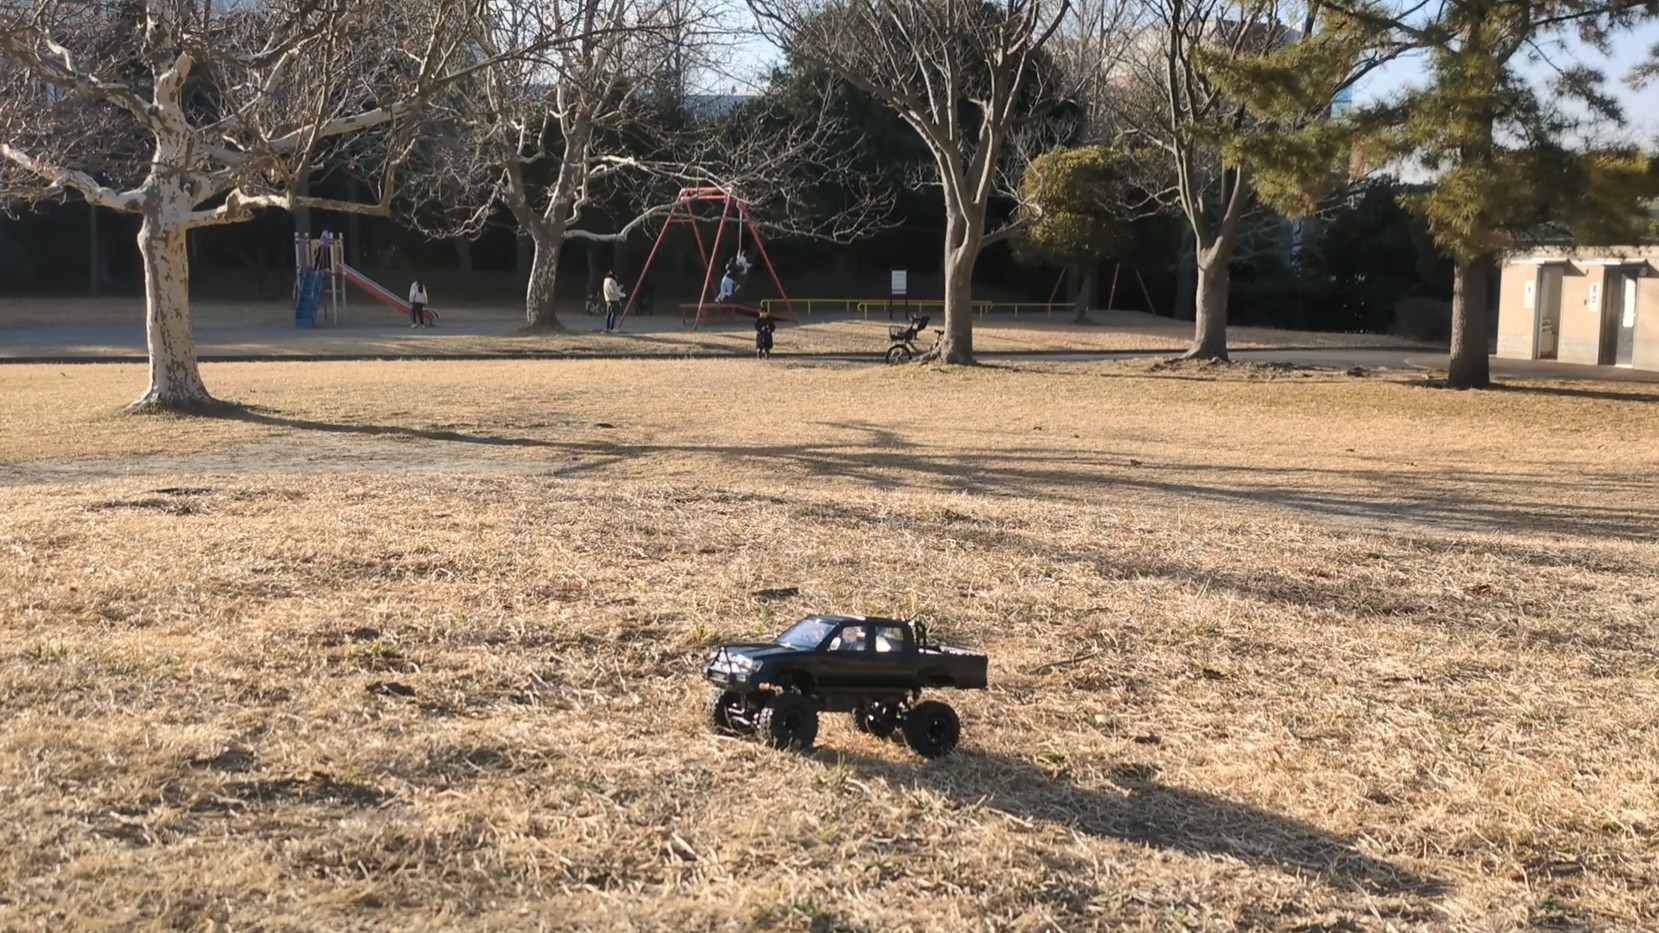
[822,623,871,688]
[866,623,915,688]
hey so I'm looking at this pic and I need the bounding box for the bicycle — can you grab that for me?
[886,314,941,364]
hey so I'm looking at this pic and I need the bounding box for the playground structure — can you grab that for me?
[620,188,796,331]
[293,233,435,327]
[293,234,345,327]
[1047,263,1159,318]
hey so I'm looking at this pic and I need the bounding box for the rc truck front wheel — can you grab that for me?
[706,690,744,735]
[757,693,819,751]
[901,700,961,758]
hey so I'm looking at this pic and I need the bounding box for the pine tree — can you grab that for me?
[1015,146,1134,322]
[1253,0,1659,388]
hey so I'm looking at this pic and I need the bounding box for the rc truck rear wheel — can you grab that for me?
[900,700,960,758]
[706,690,744,735]
[757,693,819,751]
[850,701,902,739]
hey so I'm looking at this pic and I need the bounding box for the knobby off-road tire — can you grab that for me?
[901,700,961,758]
[886,345,913,365]
[757,693,819,752]
[850,701,902,740]
[706,690,744,735]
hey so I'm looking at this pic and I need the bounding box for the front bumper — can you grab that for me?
[703,664,755,688]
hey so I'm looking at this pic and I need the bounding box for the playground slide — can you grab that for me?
[338,263,416,315]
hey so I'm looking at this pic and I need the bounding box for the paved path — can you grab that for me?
[1023,348,1659,382]
[2,318,1654,383]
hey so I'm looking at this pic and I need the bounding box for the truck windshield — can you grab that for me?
[775,617,837,650]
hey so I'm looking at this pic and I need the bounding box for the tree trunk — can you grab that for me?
[1447,253,1492,388]
[453,236,473,274]
[134,213,212,408]
[1073,262,1097,324]
[88,201,101,298]
[1185,243,1231,361]
[293,169,312,240]
[934,205,980,364]
[586,243,605,300]
[523,235,567,331]
[506,117,591,331]
[345,176,363,265]
[938,247,977,364]
[1174,228,1197,321]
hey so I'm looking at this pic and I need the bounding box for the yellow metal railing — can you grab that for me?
[757,298,874,318]
[759,298,1073,320]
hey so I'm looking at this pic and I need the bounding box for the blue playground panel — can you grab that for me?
[294,270,326,327]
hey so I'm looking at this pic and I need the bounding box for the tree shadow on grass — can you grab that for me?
[1484,383,1659,404]
[818,749,1446,901]
[200,403,563,448]
[590,435,1659,542]
[169,403,1659,542]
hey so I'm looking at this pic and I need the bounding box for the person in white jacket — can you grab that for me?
[602,271,625,332]
[408,280,429,327]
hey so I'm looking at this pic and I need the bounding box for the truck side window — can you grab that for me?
[872,626,906,653]
[829,625,868,652]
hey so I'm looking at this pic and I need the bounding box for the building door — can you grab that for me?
[1534,266,1563,359]
[1615,272,1638,367]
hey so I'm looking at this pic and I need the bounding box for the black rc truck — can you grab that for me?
[702,614,988,757]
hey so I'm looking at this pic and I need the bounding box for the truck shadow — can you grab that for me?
[814,748,1444,900]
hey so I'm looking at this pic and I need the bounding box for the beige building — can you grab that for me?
[1497,248,1659,370]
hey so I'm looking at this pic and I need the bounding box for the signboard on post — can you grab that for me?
[889,268,909,320]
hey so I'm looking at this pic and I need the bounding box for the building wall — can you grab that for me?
[1636,276,1659,370]
[1557,264,1606,365]
[1499,248,1659,370]
[1495,264,1535,359]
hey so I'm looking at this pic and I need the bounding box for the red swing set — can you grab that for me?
[618,187,797,331]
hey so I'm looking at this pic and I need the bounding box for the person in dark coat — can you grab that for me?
[754,306,776,359]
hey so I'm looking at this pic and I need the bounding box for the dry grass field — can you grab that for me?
[2,358,1657,931]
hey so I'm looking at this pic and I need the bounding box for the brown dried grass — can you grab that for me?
[1,358,1657,931]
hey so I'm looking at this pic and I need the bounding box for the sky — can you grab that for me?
[712,17,1659,146]
[1353,22,1659,144]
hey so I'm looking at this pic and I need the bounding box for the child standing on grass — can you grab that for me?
[408,280,429,327]
[754,306,776,360]
[602,271,625,333]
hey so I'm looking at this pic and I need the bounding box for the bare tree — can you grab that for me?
[414,0,889,330]
[747,0,1101,364]
[1109,0,1393,359]
[0,0,563,408]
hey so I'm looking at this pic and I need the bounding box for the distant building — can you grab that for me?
[1497,247,1659,370]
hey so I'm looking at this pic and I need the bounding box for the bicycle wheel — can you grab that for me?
[886,345,913,365]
